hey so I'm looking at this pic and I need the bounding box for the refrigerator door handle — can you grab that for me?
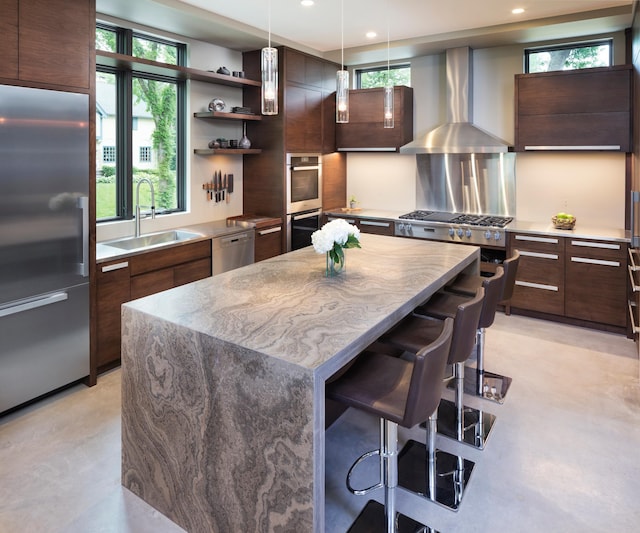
[78,195,89,277]
[0,292,68,319]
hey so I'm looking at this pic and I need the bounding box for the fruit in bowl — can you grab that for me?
[552,212,576,229]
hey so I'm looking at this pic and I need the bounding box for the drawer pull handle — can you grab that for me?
[515,235,558,244]
[570,257,620,267]
[628,265,640,292]
[102,261,129,272]
[515,280,558,292]
[327,217,356,224]
[629,248,640,271]
[519,251,558,260]
[360,220,390,228]
[628,301,640,334]
[258,226,282,236]
[570,240,620,250]
[524,145,621,151]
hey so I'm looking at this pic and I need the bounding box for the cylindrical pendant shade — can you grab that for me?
[336,70,349,123]
[383,86,394,128]
[261,47,278,115]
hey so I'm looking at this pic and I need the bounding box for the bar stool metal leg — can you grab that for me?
[461,327,513,404]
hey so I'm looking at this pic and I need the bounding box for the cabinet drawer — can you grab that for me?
[358,218,394,236]
[566,239,625,262]
[510,232,563,254]
[174,257,211,287]
[129,240,211,276]
[130,268,174,300]
[255,225,282,262]
[511,281,564,315]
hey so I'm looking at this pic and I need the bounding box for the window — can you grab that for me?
[356,64,411,89]
[103,146,116,162]
[139,146,152,163]
[525,40,613,73]
[95,24,186,221]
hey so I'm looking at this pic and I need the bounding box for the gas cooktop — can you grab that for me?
[399,210,513,228]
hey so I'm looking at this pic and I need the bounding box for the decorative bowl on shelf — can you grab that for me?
[552,214,576,230]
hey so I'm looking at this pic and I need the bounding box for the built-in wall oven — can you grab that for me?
[286,154,322,251]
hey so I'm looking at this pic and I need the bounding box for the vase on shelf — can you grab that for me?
[239,123,251,149]
[326,251,345,277]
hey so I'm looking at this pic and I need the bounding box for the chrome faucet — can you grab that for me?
[135,178,156,237]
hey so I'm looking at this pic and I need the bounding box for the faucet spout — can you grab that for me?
[135,178,156,237]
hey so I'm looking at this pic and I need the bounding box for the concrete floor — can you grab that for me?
[1,313,638,532]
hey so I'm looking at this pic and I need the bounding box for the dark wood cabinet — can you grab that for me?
[336,86,414,151]
[514,66,633,152]
[565,238,627,327]
[0,0,18,79]
[284,84,323,152]
[509,233,565,315]
[10,0,94,89]
[96,259,131,370]
[95,240,212,372]
[255,224,283,262]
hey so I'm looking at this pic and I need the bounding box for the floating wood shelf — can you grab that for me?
[194,148,262,155]
[193,111,261,121]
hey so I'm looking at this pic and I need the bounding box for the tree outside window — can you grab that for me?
[525,40,612,73]
[357,65,411,89]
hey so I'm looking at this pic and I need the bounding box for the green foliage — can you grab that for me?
[96,28,116,52]
[101,165,116,178]
[359,67,411,89]
[528,44,610,73]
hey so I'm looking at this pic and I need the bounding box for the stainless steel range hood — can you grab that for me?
[401,47,510,154]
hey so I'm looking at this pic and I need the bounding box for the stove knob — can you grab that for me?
[484,230,492,239]
[448,228,455,237]
[456,228,464,237]
[406,223,412,234]
[465,229,472,238]
[398,223,405,232]
[494,231,501,241]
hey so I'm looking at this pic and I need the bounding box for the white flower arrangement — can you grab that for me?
[311,218,361,267]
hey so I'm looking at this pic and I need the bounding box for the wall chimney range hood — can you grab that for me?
[401,47,510,154]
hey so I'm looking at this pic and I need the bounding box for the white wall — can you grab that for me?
[96,16,247,242]
[346,33,627,230]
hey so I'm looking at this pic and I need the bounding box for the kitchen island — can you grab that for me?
[120,234,479,532]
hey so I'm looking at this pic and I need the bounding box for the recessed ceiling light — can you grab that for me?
[512,7,525,14]
[301,0,314,6]
[366,31,377,39]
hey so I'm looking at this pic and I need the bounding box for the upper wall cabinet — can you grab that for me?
[0,0,94,90]
[336,86,414,151]
[514,65,633,152]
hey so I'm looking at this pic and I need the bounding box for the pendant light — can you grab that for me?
[261,0,278,115]
[383,4,394,128]
[336,0,349,123]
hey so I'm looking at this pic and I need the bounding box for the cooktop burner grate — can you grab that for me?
[398,210,434,221]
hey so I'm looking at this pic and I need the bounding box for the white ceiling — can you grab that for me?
[97,0,636,64]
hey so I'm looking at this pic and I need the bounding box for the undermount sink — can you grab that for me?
[104,230,204,251]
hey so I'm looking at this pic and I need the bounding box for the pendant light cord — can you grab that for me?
[268,0,272,48]
[341,0,344,70]
[386,0,390,84]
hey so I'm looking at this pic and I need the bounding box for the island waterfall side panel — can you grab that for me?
[121,311,315,532]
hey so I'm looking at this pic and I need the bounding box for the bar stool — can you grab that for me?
[380,287,484,510]
[326,317,454,533]
[413,269,504,449]
[446,251,520,403]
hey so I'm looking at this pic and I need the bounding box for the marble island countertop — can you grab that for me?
[120,234,480,532]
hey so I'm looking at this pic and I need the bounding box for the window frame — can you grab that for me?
[524,39,613,73]
[355,63,411,89]
[95,23,187,223]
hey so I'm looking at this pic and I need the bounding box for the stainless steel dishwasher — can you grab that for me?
[212,228,255,275]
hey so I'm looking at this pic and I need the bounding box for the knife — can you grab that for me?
[222,173,226,202]
[227,173,233,203]
[214,171,219,203]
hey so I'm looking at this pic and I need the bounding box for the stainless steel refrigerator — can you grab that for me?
[0,84,90,413]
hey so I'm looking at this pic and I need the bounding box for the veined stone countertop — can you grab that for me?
[120,234,479,533]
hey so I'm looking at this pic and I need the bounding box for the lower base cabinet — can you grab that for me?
[509,232,627,329]
[255,224,282,262]
[95,240,212,373]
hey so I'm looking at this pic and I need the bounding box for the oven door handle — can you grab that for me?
[291,165,320,171]
[292,210,321,221]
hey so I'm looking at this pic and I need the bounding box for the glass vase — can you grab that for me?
[326,251,345,277]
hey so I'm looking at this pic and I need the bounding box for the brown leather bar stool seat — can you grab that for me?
[379,287,484,510]
[327,317,454,533]
[445,250,520,403]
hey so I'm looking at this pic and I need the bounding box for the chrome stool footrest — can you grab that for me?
[451,367,512,404]
[347,449,384,495]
